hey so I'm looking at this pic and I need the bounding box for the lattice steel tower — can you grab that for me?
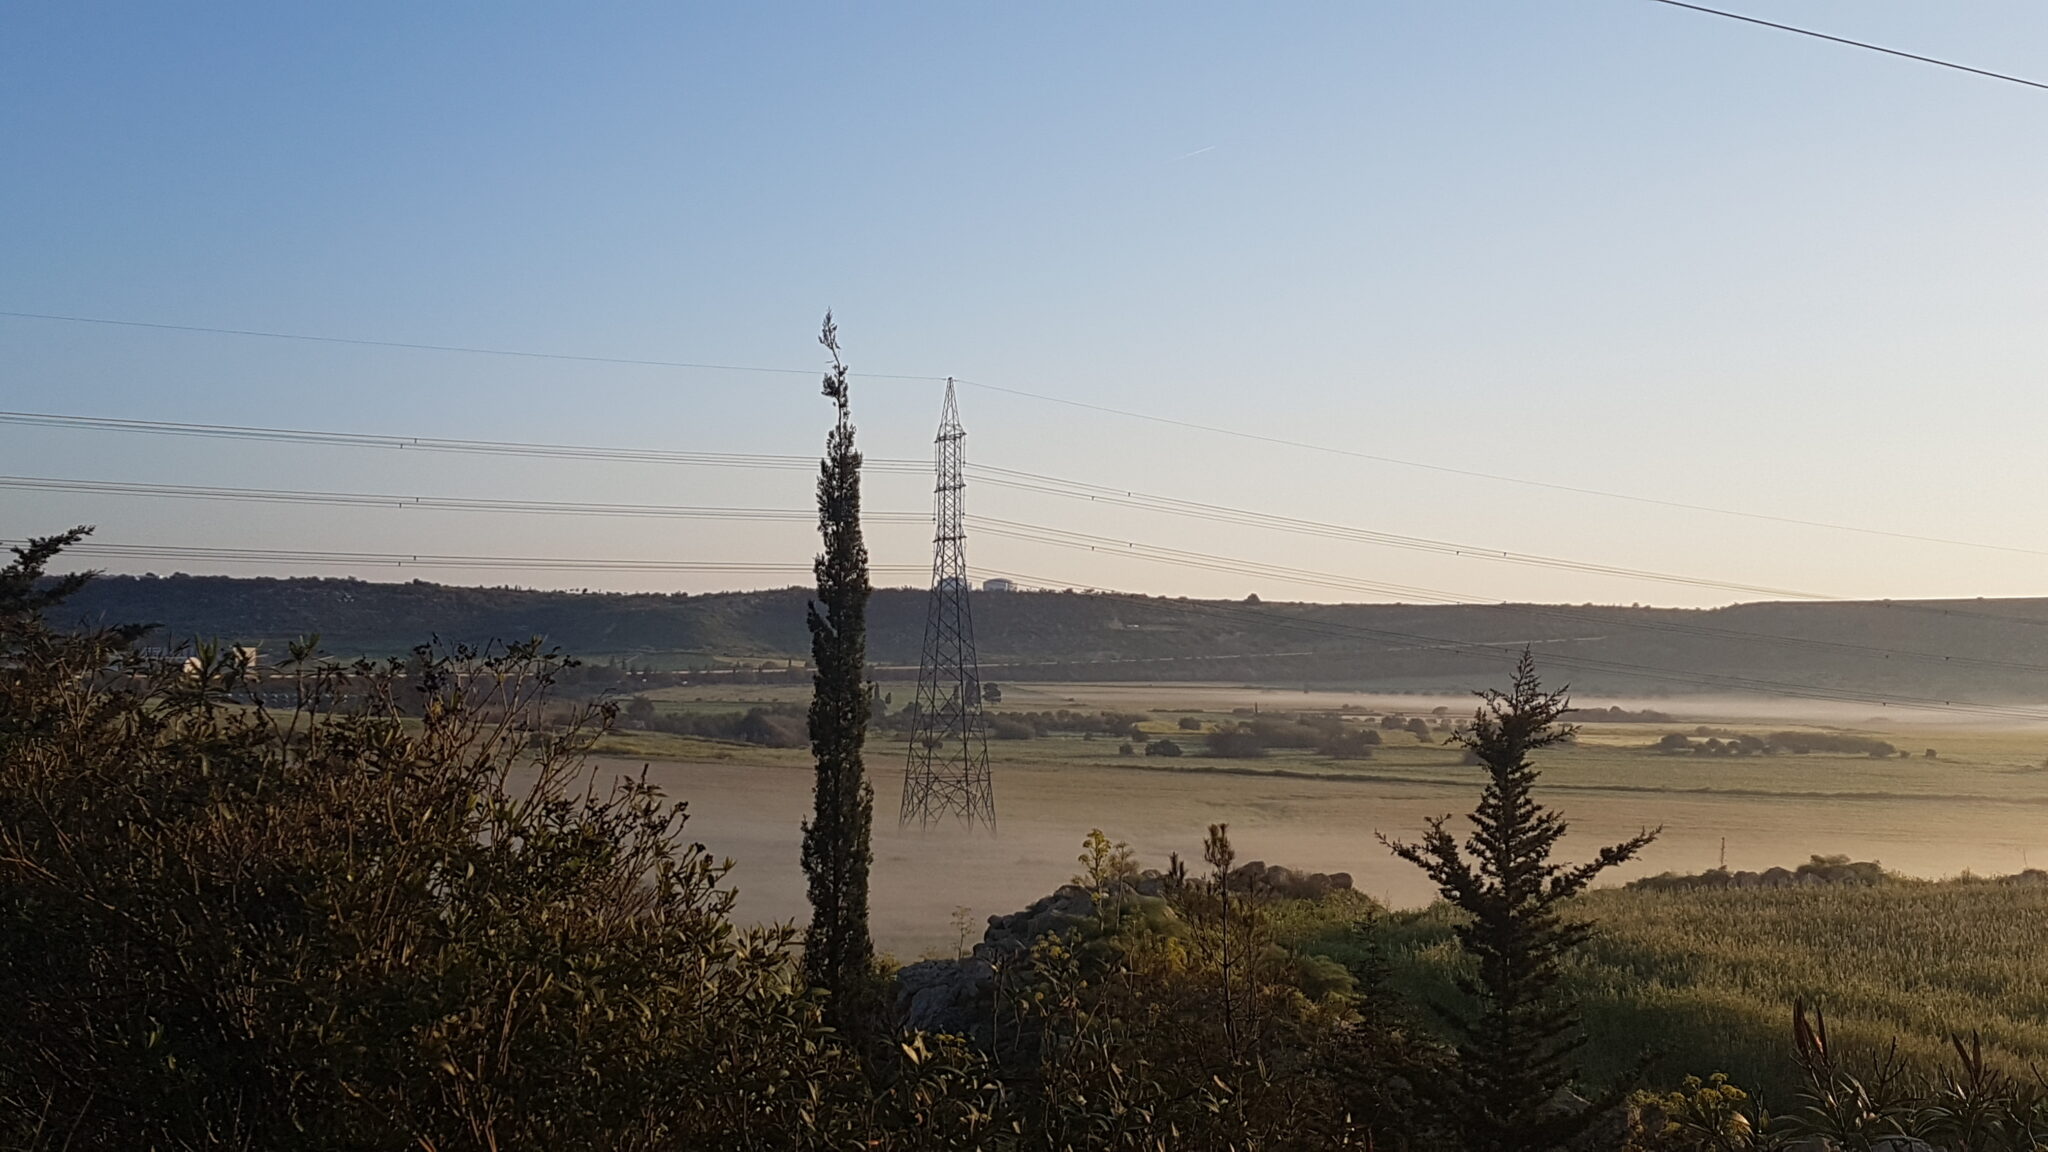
[901,379,996,830]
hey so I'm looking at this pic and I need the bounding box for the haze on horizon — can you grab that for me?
[7,2,2048,609]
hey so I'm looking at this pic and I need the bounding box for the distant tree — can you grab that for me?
[737,708,808,748]
[1145,739,1183,758]
[1118,742,1135,756]
[1656,733,1693,753]
[1382,651,1659,1152]
[624,696,656,723]
[1406,717,1432,741]
[982,682,1002,704]
[1320,728,1379,760]
[990,717,1034,741]
[800,313,875,1031]
[0,545,883,1148]
[1205,727,1266,759]
[1178,715,1203,731]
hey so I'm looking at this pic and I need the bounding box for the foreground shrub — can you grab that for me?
[0,536,896,1149]
[997,825,1452,1150]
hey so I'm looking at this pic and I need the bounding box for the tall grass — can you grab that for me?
[1351,880,2048,1101]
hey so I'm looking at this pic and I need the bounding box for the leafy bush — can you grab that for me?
[1320,728,1380,759]
[647,702,810,746]
[1206,727,1268,758]
[968,709,1144,740]
[0,590,883,1145]
[1247,717,1326,749]
[1145,738,1183,758]
[1764,731,1895,757]
[990,716,1036,740]
[997,826,1450,1150]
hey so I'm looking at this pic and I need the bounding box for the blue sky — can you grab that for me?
[6,2,2048,605]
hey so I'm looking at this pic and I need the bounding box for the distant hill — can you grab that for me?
[50,573,2048,702]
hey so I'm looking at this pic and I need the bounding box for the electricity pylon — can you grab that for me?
[901,379,996,831]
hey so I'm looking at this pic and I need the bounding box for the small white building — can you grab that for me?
[982,578,1016,593]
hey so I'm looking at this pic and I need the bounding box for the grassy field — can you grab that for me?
[1309,879,2048,1102]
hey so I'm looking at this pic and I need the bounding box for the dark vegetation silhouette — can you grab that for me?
[0,532,925,1148]
[1384,652,1660,1152]
[801,312,877,1033]
[55,574,2048,703]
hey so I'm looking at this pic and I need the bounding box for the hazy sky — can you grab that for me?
[6,2,2048,607]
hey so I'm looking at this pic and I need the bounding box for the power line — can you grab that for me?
[12,407,2048,632]
[968,464,2048,634]
[0,475,927,523]
[956,379,2045,558]
[1645,0,2048,93]
[30,540,927,577]
[0,454,1837,601]
[0,310,953,382]
[0,408,1861,598]
[0,411,929,473]
[971,464,1871,593]
[5,308,2039,555]
[29,466,2048,671]
[20,467,2043,670]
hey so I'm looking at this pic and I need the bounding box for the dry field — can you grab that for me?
[599,682,2048,958]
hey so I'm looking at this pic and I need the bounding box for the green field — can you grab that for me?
[1304,878,2048,1101]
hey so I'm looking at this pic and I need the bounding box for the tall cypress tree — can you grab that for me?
[1382,650,1657,1152]
[800,312,876,1028]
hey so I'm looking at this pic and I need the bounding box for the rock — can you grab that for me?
[895,956,995,1037]
[1223,860,1354,900]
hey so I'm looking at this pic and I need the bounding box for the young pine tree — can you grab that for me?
[0,526,95,625]
[1382,650,1658,1152]
[800,312,877,1028]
